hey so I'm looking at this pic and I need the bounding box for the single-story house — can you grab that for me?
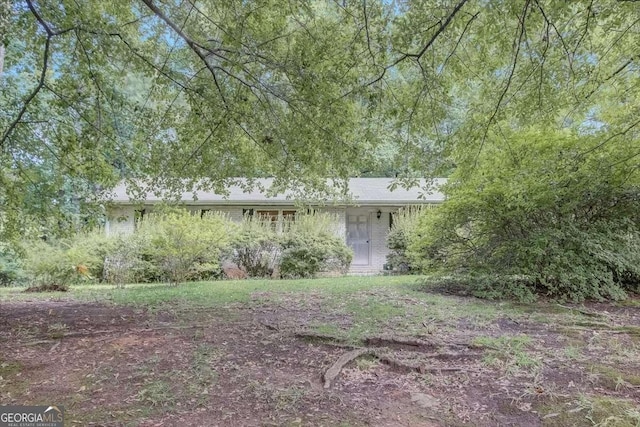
[105,178,446,274]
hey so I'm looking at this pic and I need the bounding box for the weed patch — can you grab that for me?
[473,335,541,374]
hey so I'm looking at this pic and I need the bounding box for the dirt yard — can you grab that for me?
[1,278,639,426]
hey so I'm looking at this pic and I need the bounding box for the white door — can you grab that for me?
[347,214,370,265]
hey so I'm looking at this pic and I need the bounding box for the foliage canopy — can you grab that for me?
[2,0,638,238]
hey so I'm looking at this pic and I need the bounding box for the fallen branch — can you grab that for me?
[365,336,437,351]
[324,348,372,389]
[48,341,61,353]
[293,331,483,353]
[294,332,350,345]
[322,346,478,389]
[555,326,640,336]
[571,320,612,328]
[374,352,475,374]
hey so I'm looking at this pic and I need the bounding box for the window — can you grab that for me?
[281,210,297,232]
[251,209,297,231]
[256,210,280,221]
[256,210,279,230]
[134,209,146,228]
[282,210,296,220]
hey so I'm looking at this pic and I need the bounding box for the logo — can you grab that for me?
[0,405,64,427]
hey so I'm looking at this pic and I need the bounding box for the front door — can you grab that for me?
[346,214,370,265]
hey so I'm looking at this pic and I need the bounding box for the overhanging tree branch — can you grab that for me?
[140,0,227,104]
[339,0,469,99]
[580,116,640,157]
[474,0,530,167]
[0,0,76,149]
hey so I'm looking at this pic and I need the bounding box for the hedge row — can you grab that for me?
[3,210,352,290]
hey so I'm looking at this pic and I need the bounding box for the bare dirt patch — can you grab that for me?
[1,291,639,426]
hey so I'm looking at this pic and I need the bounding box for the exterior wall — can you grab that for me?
[317,207,346,239]
[106,206,136,235]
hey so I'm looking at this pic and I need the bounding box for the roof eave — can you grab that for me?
[108,199,443,206]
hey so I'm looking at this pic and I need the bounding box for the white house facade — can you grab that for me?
[105,178,446,274]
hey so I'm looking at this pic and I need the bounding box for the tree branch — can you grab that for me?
[534,0,575,83]
[474,0,530,166]
[362,0,377,65]
[398,0,470,62]
[580,116,640,157]
[441,11,480,71]
[140,0,227,104]
[341,0,469,97]
[1,0,77,148]
[1,15,49,148]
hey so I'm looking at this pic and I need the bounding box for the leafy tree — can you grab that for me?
[1,0,391,243]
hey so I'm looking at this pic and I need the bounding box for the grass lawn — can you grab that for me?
[1,275,639,426]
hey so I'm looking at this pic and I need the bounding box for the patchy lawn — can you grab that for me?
[1,276,639,426]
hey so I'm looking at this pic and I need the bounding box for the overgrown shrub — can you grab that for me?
[230,216,281,278]
[279,213,352,279]
[386,206,429,273]
[64,231,116,280]
[21,238,99,291]
[410,128,640,302]
[228,212,352,279]
[136,210,233,285]
[0,245,24,286]
[103,236,147,287]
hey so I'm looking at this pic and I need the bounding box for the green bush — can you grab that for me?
[229,216,281,278]
[0,246,25,286]
[64,231,117,280]
[279,213,352,279]
[280,234,352,278]
[102,235,149,287]
[136,210,233,285]
[228,212,352,279]
[21,238,99,291]
[409,128,640,302]
[386,206,429,273]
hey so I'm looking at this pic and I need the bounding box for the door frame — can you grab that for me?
[345,210,371,266]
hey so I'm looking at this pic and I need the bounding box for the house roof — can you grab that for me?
[109,178,446,206]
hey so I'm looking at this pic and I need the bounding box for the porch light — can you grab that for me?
[376,209,382,219]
